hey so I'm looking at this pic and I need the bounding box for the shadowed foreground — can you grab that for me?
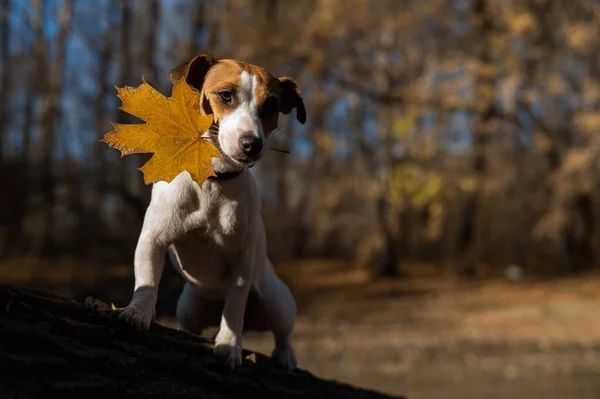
[0,285,401,399]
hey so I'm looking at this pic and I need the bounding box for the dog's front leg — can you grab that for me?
[214,245,255,369]
[117,233,166,331]
[117,196,182,331]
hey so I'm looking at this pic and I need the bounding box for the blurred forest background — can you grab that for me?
[2,1,600,398]
[3,0,600,277]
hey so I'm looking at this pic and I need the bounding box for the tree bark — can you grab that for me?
[114,0,136,217]
[84,10,116,261]
[0,285,401,399]
[2,78,37,259]
[143,0,160,85]
[35,0,73,257]
[293,92,327,258]
[0,0,11,256]
[0,0,10,164]
[376,105,401,278]
[454,0,494,277]
[31,0,48,257]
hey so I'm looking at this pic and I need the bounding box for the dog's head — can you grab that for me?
[170,54,306,168]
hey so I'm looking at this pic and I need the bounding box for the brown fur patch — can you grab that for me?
[175,55,306,135]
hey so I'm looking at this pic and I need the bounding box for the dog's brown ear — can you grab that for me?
[169,62,189,84]
[170,54,217,115]
[169,54,217,88]
[278,77,306,124]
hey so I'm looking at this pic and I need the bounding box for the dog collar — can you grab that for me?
[207,164,254,181]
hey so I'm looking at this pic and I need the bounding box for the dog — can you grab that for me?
[116,54,306,370]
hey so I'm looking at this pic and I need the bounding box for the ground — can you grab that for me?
[1,259,600,398]
[241,261,600,399]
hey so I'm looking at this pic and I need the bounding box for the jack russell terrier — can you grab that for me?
[116,54,306,370]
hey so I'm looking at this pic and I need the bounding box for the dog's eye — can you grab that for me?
[259,97,278,118]
[218,91,232,103]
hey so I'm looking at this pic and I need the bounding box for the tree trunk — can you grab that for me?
[293,92,327,258]
[35,0,73,258]
[84,11,115,261]
[30,0,47,257]
[0,0,11,256]
[0,285,401,399]
[2,79,37,259]
[454,0,494,277]
[564,194,594,273]
[112,0,145,245]
[143,0,160,86]
[0,0,9,164]
[376,194,400,278]
[115,0,133,206]
[522,1,594,273]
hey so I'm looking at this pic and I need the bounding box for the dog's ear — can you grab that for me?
[169,53,217,88]
[278,77,306,124]
[170,54,217,114]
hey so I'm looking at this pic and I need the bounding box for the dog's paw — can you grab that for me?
[272,345,297,371]
[213,343,242,370]
[214,329,242,369]
[116,305,154,332]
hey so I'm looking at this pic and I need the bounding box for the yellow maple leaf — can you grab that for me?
[101,78,221,185]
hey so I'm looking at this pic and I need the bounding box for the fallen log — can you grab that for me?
[0,285,403,399]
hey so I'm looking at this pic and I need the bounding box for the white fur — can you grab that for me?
[118,69,297,371]
[217,71,265,165]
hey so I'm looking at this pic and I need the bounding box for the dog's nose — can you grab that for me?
[239,135,263,158]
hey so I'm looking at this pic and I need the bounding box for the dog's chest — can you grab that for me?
[168,179,252,291]
[190,182,246,245]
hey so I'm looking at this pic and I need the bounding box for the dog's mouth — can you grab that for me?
[229,153,262,166]
[203,126,264,167]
